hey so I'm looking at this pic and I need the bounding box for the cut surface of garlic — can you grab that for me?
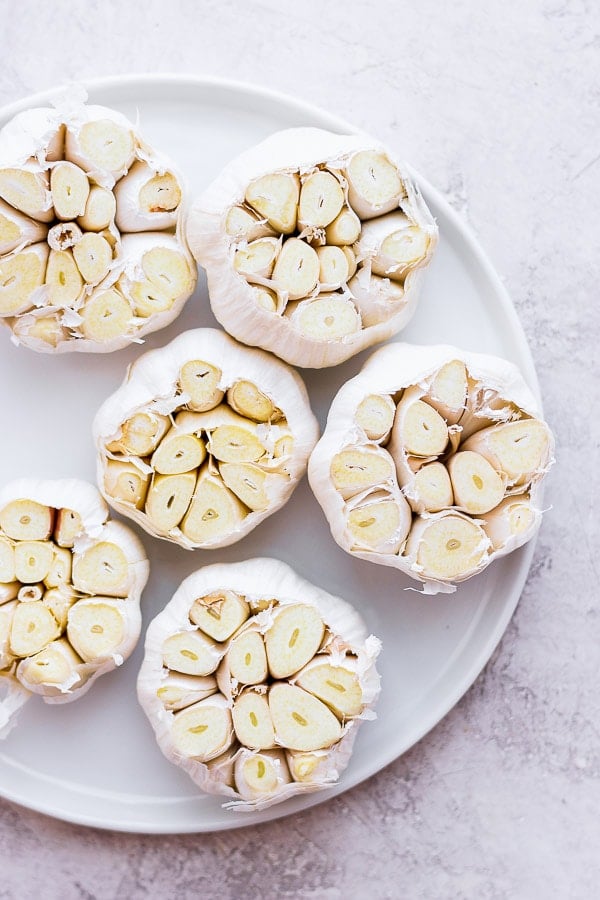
[308,343,554,593]
[137,557,381,810]
[187,127,437,368]
[0,93,196,353]
[0,478,148,737]
[94,328,319,549]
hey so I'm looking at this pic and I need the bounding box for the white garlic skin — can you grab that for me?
[137,557,381,811]
[93,328,319,549]
[308,343,554,594]
[187,127,437,368]
[0,478,149,737]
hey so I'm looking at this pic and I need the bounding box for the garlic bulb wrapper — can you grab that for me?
[137,557,381,810]
[0,478,148,737]
[94,328,319,549]
[0,90,196,353]
[308,343,554,593]
[187,127,437,368]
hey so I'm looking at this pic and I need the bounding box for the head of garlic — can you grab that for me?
[137,557,381,810]
[94,328,319,549]
[308,343,555,593]
[187,127,437,368]
[0,88,196,353]
[0,477,149,737]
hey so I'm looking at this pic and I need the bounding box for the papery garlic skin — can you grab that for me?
[94,328,319,549]
[0,90,196,353]
[308,343,554,593]
[137,557,381,810]
[0,478,148,737]
[187,127,437,368]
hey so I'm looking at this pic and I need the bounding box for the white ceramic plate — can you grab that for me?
[0,75,540,833]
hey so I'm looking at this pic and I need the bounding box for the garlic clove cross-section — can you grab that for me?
[0,478,148,737]
[187,127,437,368]
[94,328,319,549]
[137,558,381,810]
[0,91,196,353]
[308,342,554,593]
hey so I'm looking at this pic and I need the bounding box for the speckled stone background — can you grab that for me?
[0,1,598,897]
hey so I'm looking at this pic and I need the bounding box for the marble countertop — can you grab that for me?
[0,1,598,897]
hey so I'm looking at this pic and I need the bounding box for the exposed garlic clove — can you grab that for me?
[180,468,247,546]
[12,311,67,348]
[162,629,224,677]
[103,459,150,509]
[233,236,279,281]
[286,294,361,342]
[106,411,170,456]
[0,165,53,222]
[66,599,127,662]
[179,359,224,412]
[72,540,131,597]
[0,538,16,584]
[45,249,83,307]
[209,418,265,464]
[157,672,218,711]
[0,582,19,604]
[0,498,53,541]
[0,199,47,255]
[0,242,48,317]
[151,428,206,476]
[233,749,291,800]
[355,211,430,280]
[286,750,331,784]
[232,688,276,749]
[50,161,90,221]
[324,206,361,246]
[145,471,196,533]
[345,149,404,220]
[226,380,278,423]
[316,245,351,290]
[16,638,83,693]
[43,546,73,588]
[245,173,300,234]
[42,586,77,630]
[17,584,43,602]
[118,233,195,319]
[462,419,552,486]
[390,389,449,458]
[269,682,342,751]
[405,512,490,582]
[346,490,411,554]
[272,237,319,301]
[406,461,454,513]
[447,450,506,515]
[53,507,82,548]
[330,446,395,500]
[170,694,233,762]
[220,462,287,512]
[252,285,278,312]
[265,604,325,679]
[0,600,18,668]
[80,288,133,342]
[72,232,113,284]
[347,272,404,328]
[481,494,538,550]
[354,393,396,442]
[425,359,468,425]
[226,628,268,686]
[77,184,116,232]
[295,656,364,718]
[114,160,182,232]
[13,541,54,584]
[189,590,250,642]
[65,115,136,180]
[47,221,83,251]
[9,600,61,657]
[225,204,276,242]
[298,170,344,228]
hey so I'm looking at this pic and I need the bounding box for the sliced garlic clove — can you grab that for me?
[226,628,268,686]
[405,512,490,582]
[406,461,454,513]
[251,285,278,312]
[14,541,54,584]
[66,598,128,662]
[392,390,449,458]
[145,471,196,533]
[286,294,361,342]
[324,206,361,246]
[157,672,218,711]
[209,419,265,464]
[425,359,468,425]
[355,211,430,280]
[72,540,131,597]
[220,462,287,512]
[295,656,364,719]
[345,149,404,220]
[462,419,552,486]
[77,184,116,232]
[0,498,53,541]
[50,161,90,220]
[0,242,49,317]
[447,450,506,515]
[16,638,83,693]
[269,682,342,751]
[298,170,344,228]
[180,468,248,546]
[272,237,319,301]
[9,600,61,657]
[0,600,18,668]
[151,429,206,475]
[43,547,73,588]
[65,115,136,180]
[286,749,332,784]
[233,236,279,281]
[245,173,300,234]
[316,245,351,290]
[80,288,133,342]
[265,604,325,679]
[189,590,250,642]
[0,538,16,584]
[225,205,276,242]
[106,410,170,456]
[114,160,182,232]
[354,393,396,442]
[232,688,276,749]
[0,582,19,604]
[233,748,291,801]
[481,494,539,551]
[346,490,411,554]
[118,233,195,319]
[330,446,395,500]
[179,359,224,412]
[12,311,67,348]
[170,694,233,762]
[0,199,47,255]
[17,584,43,603]
[53,507,83,548]
[42,586,77,630]
[103,459,150,509]
[347,272,404,328]
[0,165,53,222]
[72,232,113,284]
[226,380,278,423]
[162,629,224,677]
[45,249,83,307]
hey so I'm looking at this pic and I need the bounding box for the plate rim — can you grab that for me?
[0,72,539,833]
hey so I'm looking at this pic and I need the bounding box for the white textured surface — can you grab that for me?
[0,0,598,897]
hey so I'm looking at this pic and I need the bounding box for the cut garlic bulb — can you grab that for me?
[0,478,148,736]
[94,328,318,549]
[187,127,437,367]
[0,91,196,353]
[309,343,554,593]
[137,557,381,810]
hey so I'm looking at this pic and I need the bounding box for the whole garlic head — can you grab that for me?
[93,328,319,549]
[0,89,196,352]
[187,127,437,368]
[137,557,381,810]
[308,343,554,593]
[0,478,149,737]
